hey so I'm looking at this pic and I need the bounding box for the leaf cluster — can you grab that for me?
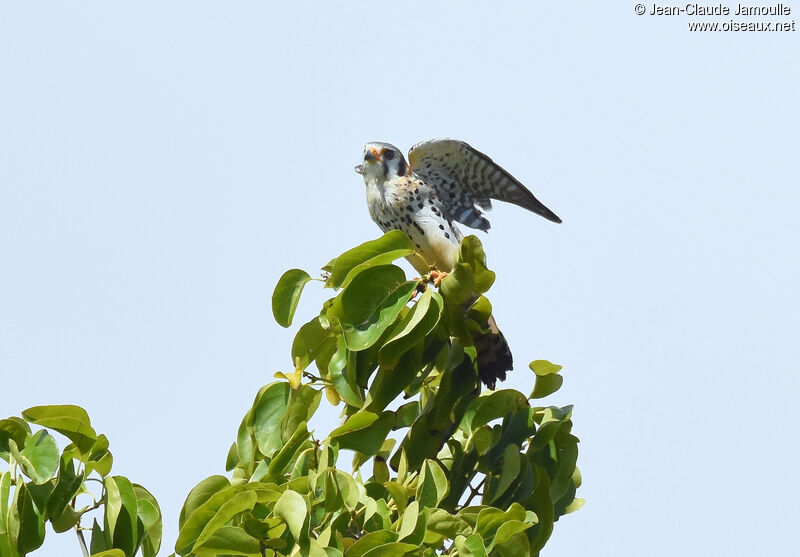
[0,405,162,557]
[177,232,582,556]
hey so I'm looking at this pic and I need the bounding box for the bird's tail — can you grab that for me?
[471,315,513,389]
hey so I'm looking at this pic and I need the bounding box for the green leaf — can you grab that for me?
[440,236,496,304]
[563,498,585,514]
[179,475,230,529]
[529,360,564,399]
[396,500,419,540]
[242,516,285,540]
[326,231,414,289]
[282,385,321,441]
[530,407,567,452]
[90,518,109,554]
[328,265,418,351]
[193,490,257,551]
[273,489,307,541]
[379,289,442,367]
[291,317,337,373]
[91,550,127,557]
[489,520,535,551]
[489,444,521,503]
[175,484,251,554]
[528,360,563,376]
[329,412,394,457]
[193,526,260,556]
[416,460,448,509]
[366,352,420,415]
[252,383,291,458]
[13,431,58,484]
[530,374,563,399]
[393,402,419,430]
[527,467,555,552]
[14,482,46,554]
[46,455,86,531]
[396,355,477,470]
[0,418,30,461]
[425,509,472,539]
[272,269,312,327]
[454,533,488,557]
[265,421,310,481]
[85,434,114,477]
[491,530,532,557]
[104,475,138,557]
[460,390,529,435]
[383,481,409,515]
[134,484,162,557]
[0,472,10,533]
[328,333,364,407]
[361,542,420,557]
[473,504,526,547]
[344,530,398,557]
[322,469,359,513]
[21,406,97,454]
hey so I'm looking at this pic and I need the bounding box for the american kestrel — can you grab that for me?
[355,138,561,388]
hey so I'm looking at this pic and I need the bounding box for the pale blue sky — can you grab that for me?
[1,2,798,555]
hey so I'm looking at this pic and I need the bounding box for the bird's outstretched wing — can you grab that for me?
[408,139,562,231]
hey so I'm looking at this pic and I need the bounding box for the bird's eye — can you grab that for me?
[384,150,395,160]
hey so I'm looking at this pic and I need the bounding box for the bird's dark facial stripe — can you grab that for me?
[384,150,395,160]
[397,157,407,176]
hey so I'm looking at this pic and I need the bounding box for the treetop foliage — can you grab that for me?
[1,231,581,557]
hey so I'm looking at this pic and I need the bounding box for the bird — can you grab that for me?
[354,138,561,388]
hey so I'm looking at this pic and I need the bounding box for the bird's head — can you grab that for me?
[354,142,408,183]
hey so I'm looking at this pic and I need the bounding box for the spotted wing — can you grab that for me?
[408,139,561,231]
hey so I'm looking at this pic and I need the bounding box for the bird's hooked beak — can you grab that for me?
[354,148,381,175]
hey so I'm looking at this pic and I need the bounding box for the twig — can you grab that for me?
[75,526,90,557]
[460,476,487,509]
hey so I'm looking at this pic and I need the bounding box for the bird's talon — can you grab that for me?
[429,269,449,287]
